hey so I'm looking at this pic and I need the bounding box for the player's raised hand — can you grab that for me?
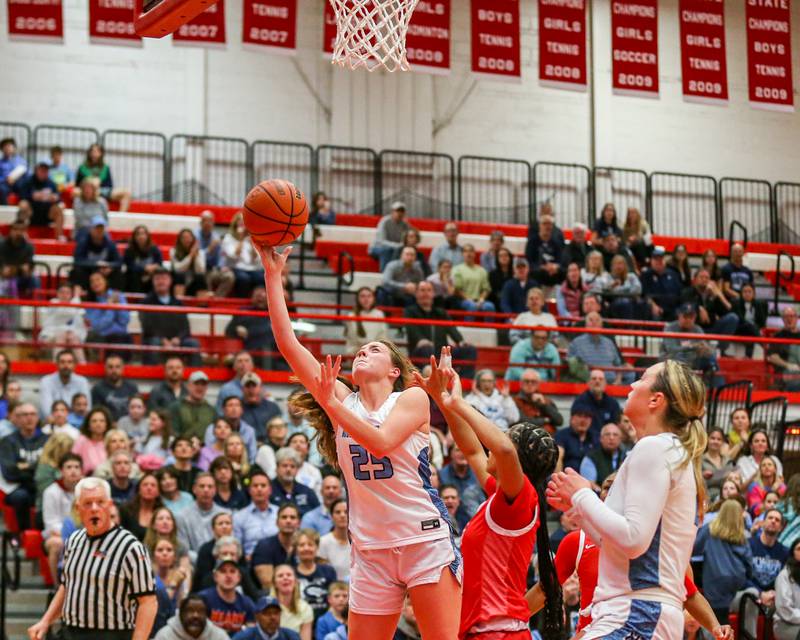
[414,346,461,409]
[252,240,292,277]
[314,354,342,405]
[713,626,733,640]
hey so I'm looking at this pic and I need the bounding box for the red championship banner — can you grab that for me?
[323,0,336,57]
[611,0,658,97]
[406,0,451,74]
[471,0,521,80]
[243,0,297,54]
[173,0,226,47]
[679,0,728,104]
[88,0,141,46]
[7,0,63,42]
[538,0,587,91]
[746,0,794,112]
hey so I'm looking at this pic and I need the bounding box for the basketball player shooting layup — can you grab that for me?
[255,244,461,640]
[547,360,709,640]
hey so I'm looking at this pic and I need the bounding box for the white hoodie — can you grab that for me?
[154,615,230,640]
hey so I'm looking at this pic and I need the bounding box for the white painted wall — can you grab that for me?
[0,0,798,182]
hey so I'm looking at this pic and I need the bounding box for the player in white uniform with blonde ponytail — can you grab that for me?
[256,244,461,640]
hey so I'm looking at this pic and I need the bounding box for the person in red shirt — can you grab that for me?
[417,348,562,640]
[527,474,734,640]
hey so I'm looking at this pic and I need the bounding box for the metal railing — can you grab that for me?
[750,396,789,457]
[457,156,532,224]
[737,592,773,640]
[708,380,752,432]
[728,220,748,252]
[335,251,355,307]
[593,166,649,226]
[378,150,455,220]
[0,531,21,640]
[649,171,719,238]
[774,251,795,313]
[720,177,775,243]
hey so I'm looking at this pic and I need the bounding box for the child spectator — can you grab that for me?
[426,258,457,307]
[46,146,74,195]
[42,452,83,583]
[157,467,194,515]
[34,432,75,511]
[39,283,87,363]
[224,433,250,481]
[271,563,313,640]
[41,400,81,441]
[15,161,65,240]
[198,418,231,471]
[123,225,164,293]
[171,228,207,297]
[314,584,348,640]
[318,499,350,582]
[310,192,336,226]
[209,456,249,511]
[72,177,108,240]
[117,395,149,444]
[75,143,131,211]
[67,392,89,428]
[0,138,27,205]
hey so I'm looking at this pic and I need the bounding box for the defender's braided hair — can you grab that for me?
[507,422,563,639]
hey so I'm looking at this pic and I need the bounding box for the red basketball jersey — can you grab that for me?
[459,476,540,638]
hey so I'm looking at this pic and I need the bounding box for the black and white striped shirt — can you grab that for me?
[61,525,155,630]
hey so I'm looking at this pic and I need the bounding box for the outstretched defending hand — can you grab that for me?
[713,625,733,640]
[252,241,292,277]
[315,354,342,406]
[413,346,462,410]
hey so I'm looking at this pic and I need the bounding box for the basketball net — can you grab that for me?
[328,0,420,72]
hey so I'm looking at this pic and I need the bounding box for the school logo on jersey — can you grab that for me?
[421,518,441,531]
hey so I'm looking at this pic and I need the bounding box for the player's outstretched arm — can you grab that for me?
[685,590,732,640]
[255,243,349,401]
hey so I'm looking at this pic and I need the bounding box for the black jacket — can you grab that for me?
[140,292,191,340]
[732,298,768,329]
[0,430,48,491]
[224,306,276,352]
[403,304,464,352]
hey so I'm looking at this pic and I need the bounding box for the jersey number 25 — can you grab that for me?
[349,444,394,480]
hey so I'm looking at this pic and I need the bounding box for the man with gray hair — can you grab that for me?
[28,476,157,640]
[429,221,464,271]
[107,449,137,504]
[176,472,229,563]
[561,222,592,268]
[269,447,320,516]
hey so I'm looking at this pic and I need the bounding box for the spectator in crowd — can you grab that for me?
[702,248,723,284]
[120,471,163,541]
[34,433,73,512]
[93,429,142,480]
[0,353,9,412]
[315,584,349,640]
[579,422,626,491]
[641,247,683,321]
[440,484,470,540]
[506,329,561,383]
[438,443,483,518]
[152,541,193,627]
[592,203,622,245]
[562,223,592,269]
[233,596,301,640]
[15,161,65,240]
[118,394,149,443]
[429,222,463,272]
[223,433,250,481]
[168,436,203,491]
[526,214,564,291]
[747,458,786,517]
[90,353,139,420]
[271,564,314,640]
[41,400,80,440]
[400,228,431,278]
[294,529,337,622]
[746,508,788,608]
[195,210,222,269]
[46,146,74,194]
[661,304,719,378]
[71,216,122,289]
[426,258,456,307]
[598,230,635,274]
[487,246,514,310]
[343,287,388,355]
[67,392,89,428]
[0,138,27,205]
[0,401,47,530]
[266,416,289,452]
[171,228,207,297]
[0,262,19,338]
[39,348,91,418]
[253,503,302,590]
[217,351,256,411]
[465,369,519,431]
[452,243,494,318]
[0,220,36,295]
[233,467,278,558]
[301,474,343,535]
[318,500,350,582]
[768,306,800,391]
[622,207,653,266]
[205,396,257,462]
[569,312,633,385]
[732,282,767,358]
[369,201,410,270]
[556,262,588,319]
[774,539,800,640]
[39,283,87,362]
[310,192,336,226]
[703,427,736,503]
[195,531,259,599]
[681,268,739,348]
[738,430,784,488]
[42,452,82,581]
[141,268,202,366]
[480,230,505,273]
[581,250,606,291]
[84,270,133,353]
[149,356,188,410]
[693,499,752,625]
[225,287,279,369]
[555,400,599,473]
[222,212,264,298]
[123,224,163,293]
[177,472,229,563]
[107,449,138,504]
[75,143,131,211]
[512,368,563,433]
[270,447,320,516]
[509,287,557,344]
[571,369,622,435]
[778,477,800,547]
[404,281,476,376]
[72,177,108,240]
[722,243,754,300]
[199,418,230,471]
[381,245,424,307]
[199,559,256,637]
[499,257,537,315]
[155,594,229,640]
[287,433,322,498]
[669,243,693,287]
[597,254,642,319]
[240,373,281,442]
[170,370,215,440]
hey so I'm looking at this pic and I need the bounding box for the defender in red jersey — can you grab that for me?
[416,349,562,640]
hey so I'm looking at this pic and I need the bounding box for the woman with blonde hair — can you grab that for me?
[222,212,263,297]
[92,428,142,481]
[598,254,643,319]
[343,287,388,355]
[256,243,461,640]
[34,432,76,511]
[170,227,207,297]
[271,563,313,640]
[747,456,786,517]
[582,250,607,291]
[223,432,250,479]
[144,506,192,577]
[151,538,190,608]
[693,499,753,625]
[723,407,752,460]
[622,206,653,267]
[548,359,709,640]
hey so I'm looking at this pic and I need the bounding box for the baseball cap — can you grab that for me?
[390,201,406,211]
[241,372,261,386]
[90,215,107,227]
[253,596,281,612]
[571,398,594,416]
[677,303,697,316]
[188,370,210,383]
[651,247,666,258]
[513,257,529,268]
[213,558,240,573]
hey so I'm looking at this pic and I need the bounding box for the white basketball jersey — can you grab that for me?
[335,391,451,550]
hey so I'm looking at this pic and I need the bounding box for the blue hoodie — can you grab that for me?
[694,524,753,609]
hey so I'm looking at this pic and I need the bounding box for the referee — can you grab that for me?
[28,477,158,640]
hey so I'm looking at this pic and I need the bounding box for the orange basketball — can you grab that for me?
[242,179,309,247]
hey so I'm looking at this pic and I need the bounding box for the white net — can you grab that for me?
[329,0,420,72]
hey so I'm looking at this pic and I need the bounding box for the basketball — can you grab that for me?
[242,179,309,247]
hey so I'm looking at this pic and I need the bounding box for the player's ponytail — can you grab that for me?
[507,423,564,639]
